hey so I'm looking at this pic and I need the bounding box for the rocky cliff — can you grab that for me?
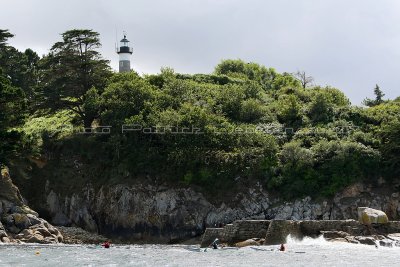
[0,167,63,244]
[39,177,400,243]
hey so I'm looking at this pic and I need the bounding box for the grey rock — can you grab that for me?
[0,169,63,244]
[27,214,42,226]
[12,213,31,229]
[2,214,14,227]
[379,239,395,247]
[321,231,349,239]
[1,236,10,243]
[8,225,21,234]
[0,221,7,239]
[10,205,25,214]
[1,200,14,214]
[355,236,377,246]
[27,234,45,243]
[35,227,52,237]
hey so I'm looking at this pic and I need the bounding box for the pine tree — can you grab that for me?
[39,29,112,128]
[363,84,385,107]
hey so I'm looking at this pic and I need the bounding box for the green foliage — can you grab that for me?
[0,47,39,99]
[308,93,333,124]
[276,94,303,128]
[314,86,350,106]
[380,119,400,178]
[0,73,26,164]
[1,30,40,114]
[270,139,380,198]
[292,127,338,148]
[363,84,385,107]
[39,29,112,127]
[82,87,101,124]
[214,59,298,90]
[216,84,245,120]
[100,72,158,127]
[0,30,27,164]
[270,72,301,91]
[362,101,400,126]
[0,28,397,200]
[0,29,13,49]
[239,98,265,122]
[19,110,75,155]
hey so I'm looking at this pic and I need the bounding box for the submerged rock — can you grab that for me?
[57,226,107,244]
[235,238,265,247]
[379,239,395,247]
[321,231,350,239]
[354,236,377,246]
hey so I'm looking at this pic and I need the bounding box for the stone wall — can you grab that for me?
[229,220,270,243]
[201,220,270,247]
[376,221,400,234]
[220,224,235,241]
[200,228,224,248]
[264,220,302,245]
[299,220,363,236]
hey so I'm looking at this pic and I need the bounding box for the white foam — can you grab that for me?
[285,234,328,245]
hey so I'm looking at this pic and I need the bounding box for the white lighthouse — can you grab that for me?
[116,33,133,73]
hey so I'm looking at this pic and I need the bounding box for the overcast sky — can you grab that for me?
[1,0,399,104]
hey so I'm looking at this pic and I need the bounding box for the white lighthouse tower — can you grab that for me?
[116,33,133,73]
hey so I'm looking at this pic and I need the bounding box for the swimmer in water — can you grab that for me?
[101,241,111,248]
[210,238,220,249]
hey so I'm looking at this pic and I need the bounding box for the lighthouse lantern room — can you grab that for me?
[116,33,133,73]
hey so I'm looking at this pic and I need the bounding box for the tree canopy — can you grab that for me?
[0,30,26,164]
[39,29,112,127]
[363,84,385,107]
[0,33,399,199]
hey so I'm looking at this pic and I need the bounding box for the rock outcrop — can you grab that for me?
[0,167,63,244]
[37,178,400,243]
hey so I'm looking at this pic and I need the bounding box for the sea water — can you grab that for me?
[1,236,399,267]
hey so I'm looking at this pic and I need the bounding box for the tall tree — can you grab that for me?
[0,47,40,108]
[1,30,40,111]
[295,71,314,89]
[0,29,13,48]
[0,30,26,164]
[363,84,385,107]
[373,84,385,104]
[0,74,25,163]
[40,29,112,128]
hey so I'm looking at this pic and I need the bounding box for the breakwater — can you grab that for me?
[200,219,400,247]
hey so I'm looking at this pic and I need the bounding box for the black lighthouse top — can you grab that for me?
[117,34,133,54]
